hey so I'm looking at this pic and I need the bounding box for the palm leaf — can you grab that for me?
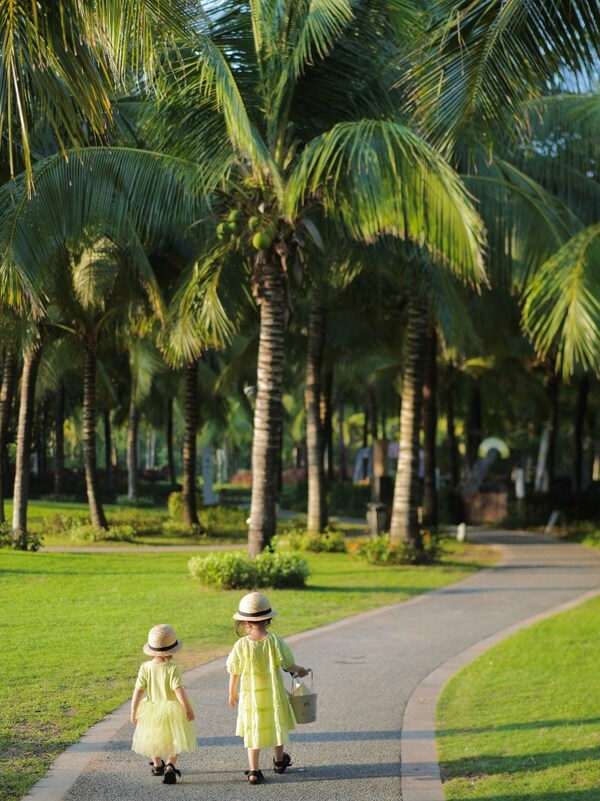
[286,119,486,283]
[522,222,600,376]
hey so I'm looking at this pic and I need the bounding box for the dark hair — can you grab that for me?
[235,618,272,637]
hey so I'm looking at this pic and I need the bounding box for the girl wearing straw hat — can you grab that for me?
[227,592,309,785]
[130,624,197,784]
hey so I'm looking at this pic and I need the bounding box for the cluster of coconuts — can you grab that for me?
[216,209,276,250]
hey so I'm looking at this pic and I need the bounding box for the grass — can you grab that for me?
[1,538,493,801]
[437,594,600,800]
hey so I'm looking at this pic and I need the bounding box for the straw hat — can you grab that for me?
[143,624,182,656]
[233,592,277,622]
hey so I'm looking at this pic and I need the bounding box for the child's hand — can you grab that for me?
[130,712,138,725]
[185,706,195,722]
[295,666,310,678]
[228,692,239,708]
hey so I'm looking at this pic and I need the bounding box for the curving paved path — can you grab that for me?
[23,530,600,801]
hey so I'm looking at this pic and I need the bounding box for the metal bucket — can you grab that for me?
[288,670,317,724]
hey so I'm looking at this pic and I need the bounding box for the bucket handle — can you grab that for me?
[289,667,313,693]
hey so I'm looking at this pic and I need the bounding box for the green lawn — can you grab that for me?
[437,594,600,800]
[1,539,491,801]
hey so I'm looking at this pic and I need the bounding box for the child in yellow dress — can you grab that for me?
[227,592,309,784]
[131,624,196,784]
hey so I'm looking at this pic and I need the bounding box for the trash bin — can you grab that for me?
[366,502,387,537]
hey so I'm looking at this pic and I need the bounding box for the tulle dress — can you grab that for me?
[227,632,297,749]
[131,660,197,757]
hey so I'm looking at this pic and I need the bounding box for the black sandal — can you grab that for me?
[163,763,181,784]
[150,759,165,776]
[245,769,265,784]
[273,753,292,774]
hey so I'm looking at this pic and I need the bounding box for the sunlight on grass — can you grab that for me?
[1,541,491,801]
[437,595,600,799]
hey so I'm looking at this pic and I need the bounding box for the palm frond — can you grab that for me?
[522,222,600,377]
[413,0,600,153]
[286,119,486,284]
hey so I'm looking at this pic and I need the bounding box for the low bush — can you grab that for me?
[0,522,42,551]
[167,491,203,519]
[348,531,445,565]
[274,526,347,553]
[188,550,310,589]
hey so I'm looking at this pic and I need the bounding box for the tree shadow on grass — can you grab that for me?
[437,716,600,736]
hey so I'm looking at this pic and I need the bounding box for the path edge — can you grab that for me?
[400,585,600,801]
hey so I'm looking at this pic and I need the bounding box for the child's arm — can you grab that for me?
[130,687,144,724]
[175,687,195,721]
[228,673,240,708]
[287,662,310,678]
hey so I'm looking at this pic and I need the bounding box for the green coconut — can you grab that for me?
[252,231,273,250]
[228,209,244,223]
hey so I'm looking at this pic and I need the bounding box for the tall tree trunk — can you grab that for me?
[83,343,108,532]
[0,347,18,522]
[248,250,286,556]
[12,344,42,541]
[572,374,589,494]
[444,366,460,489]
[104,408,113,493]
[321,362,334,482]
[127,375,139,501]
[390,293,428,548]
[466,379,482,470]
[422,320,438,529]
[337,399,348,481]
[53,379,66,495]
[305,291,328,534]
[167,395,177,488]
[546,370,560,494]
[182,359,199,526]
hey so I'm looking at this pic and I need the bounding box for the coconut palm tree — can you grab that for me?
[385,0,600,538]
[143,0,484,554]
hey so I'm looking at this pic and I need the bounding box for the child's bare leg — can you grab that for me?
[247,748,261,782]
[166,755,178,767]
[274,745,284,763]
[152,757,163,768]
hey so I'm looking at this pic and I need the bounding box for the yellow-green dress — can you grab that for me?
[227,632,297,748]
[131,660,197,757]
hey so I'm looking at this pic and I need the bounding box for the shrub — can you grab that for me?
[348,531,444,566]
[253,552,311,588]
[188,551,310,589]
[0,523,42,551]
[274,526,347,553]
[167,491,203,519]
[188,552,256,589]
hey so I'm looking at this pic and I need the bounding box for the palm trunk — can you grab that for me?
[83,344,108,532]
[127,375,139,501]
[466,380,482,470]
[12,344,42,542]
[53,379,66,495]
[321,363,334,481]
[444,366,460,488]
[248,250,286,556]
[337,399,348,480]
[546,370,559,494]
[182,359,199,526]
[0,347,18,522]
[167,396,177,488]
[305,291,328,534]
[422,320,438,529]
[390,293,428,548]
[573,374,589,493]
[104,408,113,493]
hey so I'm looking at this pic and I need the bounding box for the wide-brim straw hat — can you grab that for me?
[233,592,277,622]
[143,624,182,656]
